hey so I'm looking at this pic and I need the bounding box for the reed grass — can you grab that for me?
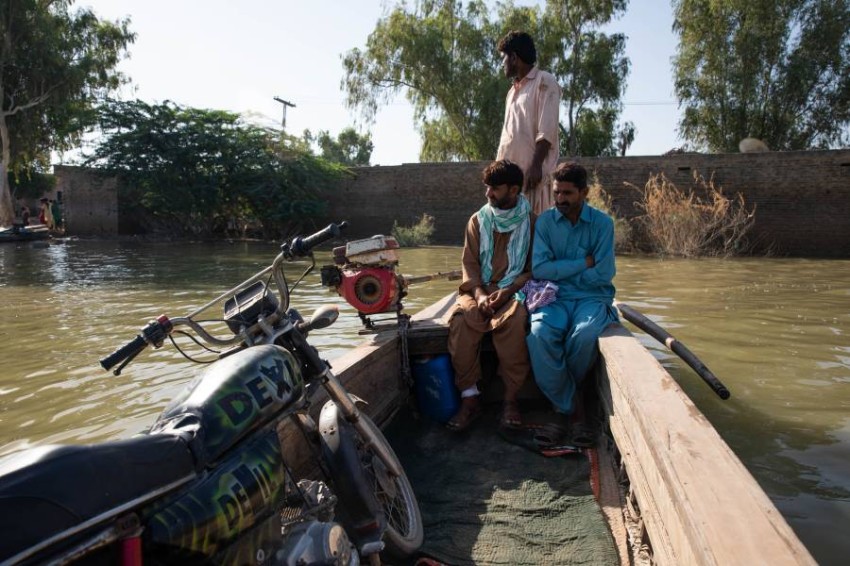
[587,175,634,253]
[629,171,756,257]
[392,213,435,247]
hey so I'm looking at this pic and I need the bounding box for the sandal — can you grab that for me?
[446,397,482,431]
[498,426,582,457]
[532,423,569,449]
[569,423,596,448]
[499,400,522,429]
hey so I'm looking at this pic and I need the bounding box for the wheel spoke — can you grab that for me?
[364,455,414,539]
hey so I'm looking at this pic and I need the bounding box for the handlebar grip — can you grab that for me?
[291,221,348,257]
[100,335,147,371]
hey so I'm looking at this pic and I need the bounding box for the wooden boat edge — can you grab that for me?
[597,324,815,565]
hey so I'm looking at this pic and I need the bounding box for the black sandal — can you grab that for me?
[532,423,569,449]
[568,423,596,448]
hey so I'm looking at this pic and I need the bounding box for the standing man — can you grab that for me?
[447,160,536,431]
[526,162,618,417]
[496,30,561,215]
[50,199,63,232]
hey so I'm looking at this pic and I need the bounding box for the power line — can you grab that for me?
[622,100,677,106]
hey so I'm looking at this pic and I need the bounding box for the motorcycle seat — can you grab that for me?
[0,433,195,562]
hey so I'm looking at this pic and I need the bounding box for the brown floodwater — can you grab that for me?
[0,240,848,564]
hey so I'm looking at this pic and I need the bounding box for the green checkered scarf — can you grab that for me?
[477,194,531,289]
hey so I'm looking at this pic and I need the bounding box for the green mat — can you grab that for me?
[385,407,619,566]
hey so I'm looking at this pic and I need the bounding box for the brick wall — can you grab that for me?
[54,165,118,236]
[321,150,850,257]
[54,149,850,256]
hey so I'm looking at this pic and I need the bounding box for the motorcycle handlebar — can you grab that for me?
[100,335,147,371]
[100,223,348,373]
[287,221,348,257]
[100,316,173,373]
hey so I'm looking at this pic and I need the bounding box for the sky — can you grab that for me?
[76,0,683,166]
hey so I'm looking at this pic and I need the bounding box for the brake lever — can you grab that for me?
[112,347,144,376]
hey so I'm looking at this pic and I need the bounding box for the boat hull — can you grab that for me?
[0,224,50,243]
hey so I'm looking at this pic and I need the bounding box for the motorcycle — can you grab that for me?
[0,222,423,565]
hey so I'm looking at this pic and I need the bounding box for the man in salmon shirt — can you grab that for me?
[496,30,562,215]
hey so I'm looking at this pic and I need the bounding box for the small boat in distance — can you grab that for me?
[0,223,50,244]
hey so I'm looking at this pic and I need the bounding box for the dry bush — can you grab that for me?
[629,171,756,257]
[392,213,435,247]
[587,175,634,253]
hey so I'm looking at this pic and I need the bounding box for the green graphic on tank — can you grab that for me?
[146,430,288,558]
[153,345,304,462]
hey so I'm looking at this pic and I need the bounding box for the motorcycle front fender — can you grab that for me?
[318,400,385,548]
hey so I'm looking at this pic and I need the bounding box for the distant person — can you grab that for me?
[50,199,63,231]
[496,30,561,215]
[20,205,30,226]
[446,160,536,431]
[526,162,618,420]
[44,199,55,230]
[38,198,48,225]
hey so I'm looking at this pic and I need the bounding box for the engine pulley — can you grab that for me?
[339,267,403,315]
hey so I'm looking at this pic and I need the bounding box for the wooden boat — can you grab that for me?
[280,293,816,565]
[0,224,50,243]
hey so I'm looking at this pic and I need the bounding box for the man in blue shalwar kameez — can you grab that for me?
[526,162,618,416]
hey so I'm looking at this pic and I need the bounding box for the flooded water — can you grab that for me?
[1,240,848,564]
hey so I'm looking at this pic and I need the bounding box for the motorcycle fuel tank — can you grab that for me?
[152,345,304,464]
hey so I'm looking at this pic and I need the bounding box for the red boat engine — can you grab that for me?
[321,235,408,323]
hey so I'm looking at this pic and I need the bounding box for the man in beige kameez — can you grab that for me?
[496,30,561,215]
[446,160,536,431]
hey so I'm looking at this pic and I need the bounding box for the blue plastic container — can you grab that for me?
[412,354,460,423]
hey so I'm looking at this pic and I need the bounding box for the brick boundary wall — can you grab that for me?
[54,165,118,236]
[319,150,850,257]
[54,150,850,257]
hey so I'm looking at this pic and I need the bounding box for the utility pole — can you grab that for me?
[273,96,296,129]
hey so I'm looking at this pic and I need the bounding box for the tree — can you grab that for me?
[342,0,503,161]
[342,0,631,161]
[88,99,347,237]
[673,0,850,152]
[316,127,373,166]
[559,110,635,157]
[539,0,630,156]
[0,0,134,226]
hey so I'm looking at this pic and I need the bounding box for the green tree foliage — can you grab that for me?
[342,0,631,161]
[539,0,630,156]
[0,0,134,226]
[343,0,503,161]
[673,0,850,152]
[560,110,635,157]
[316,127,373,166]
[8,170,57,201]
[88,100,347,237]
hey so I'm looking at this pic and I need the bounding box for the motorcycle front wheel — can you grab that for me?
[355,413,424,558]
[319,404,423,559]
